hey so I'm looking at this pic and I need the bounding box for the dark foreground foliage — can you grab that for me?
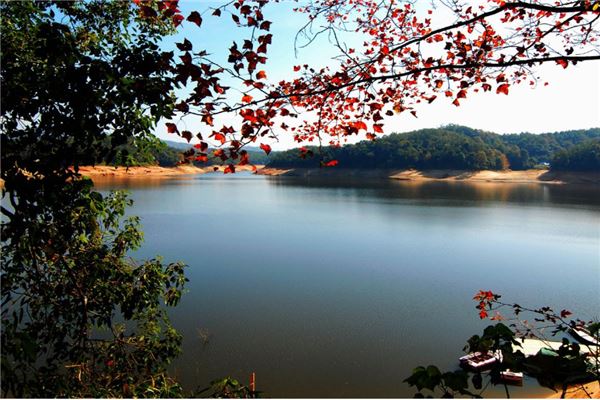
[0,1,187,396]
[405,292,600,398]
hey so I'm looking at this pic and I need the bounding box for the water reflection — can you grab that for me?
[266,176,600,209]
[91,174,198,189]
[95,174,599,398]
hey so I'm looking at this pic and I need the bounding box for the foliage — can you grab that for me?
[551,139,600,171]
[267,127,599,171]
[0,0,176,177]
[500,129,600,167]
[195,377,260,398]
[405,291,600,398]
[2,0,599,397]
[109,137,183,167]
[1,185,187,397]
[158,0,600,167]
[1,1,185,397]
[404,366,475,398]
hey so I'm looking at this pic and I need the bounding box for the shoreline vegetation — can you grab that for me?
[74,165,600,185]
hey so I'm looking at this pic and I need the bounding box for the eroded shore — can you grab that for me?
[2,166,597,186]
[78,164,262,179]
[257,167,600,185]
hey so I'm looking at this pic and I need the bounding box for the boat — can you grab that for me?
[459,350,502,370]
[570,327,599,346]
[499,369,524,385]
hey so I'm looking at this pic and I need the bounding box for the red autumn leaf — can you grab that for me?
[435,80,444,89]
[368,102,384,111]
[202,114,214,126]
[166,123,178,134]
[293,65,301,72]
[256,70,267,80]
[373,124,384,133]
[212,8,221,16]
[176,39,192,51]
[139,6,157,18]
[211,131,226,144]
[366,133,376,140]
[351,121,368,131]
[490,312,503,321]
[324,160,339,167]
[172,14,184,26]
[260,143,272,155]
[457,89,467,99]
[496,83,510,95]
[452,98,461,106]
[224,164,235,174]
[556,59,568,69]
[180,52,192,65]
[181,130,193,142]
[239,150,250,165]
[195,155,208,163]
[560,309,572,318]
[445,90,453,97]
[479,309,488,319]
[241,94,253,103]
[187,11,202,27]
[213,149,224,158]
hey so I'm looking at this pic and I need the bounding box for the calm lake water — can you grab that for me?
[94,173,600,398]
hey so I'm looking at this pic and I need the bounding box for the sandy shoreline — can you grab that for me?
[2,166,597,186]
[77,164,262,179]
[258,167,600,185]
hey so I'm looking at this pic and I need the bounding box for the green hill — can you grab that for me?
[267,126,600,171]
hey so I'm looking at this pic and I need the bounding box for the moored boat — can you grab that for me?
[570,327,599,346]
[499,369,524,385]
[459,350,502,370]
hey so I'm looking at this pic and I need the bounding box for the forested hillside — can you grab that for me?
[551,139,600,171]
[108,127,599,171]
[267,126,600,171]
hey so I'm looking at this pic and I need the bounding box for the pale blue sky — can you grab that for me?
[156,1,600,149]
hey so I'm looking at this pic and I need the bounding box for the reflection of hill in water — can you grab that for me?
[266,177,600,209]
[91,175,198,189]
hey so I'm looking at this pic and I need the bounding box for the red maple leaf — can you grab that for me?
[260,143,272,155]
[187,11,202,27]
[496,83,510,95]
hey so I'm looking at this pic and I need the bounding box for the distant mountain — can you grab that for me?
[267,126,600,171]
[162,139,191,150]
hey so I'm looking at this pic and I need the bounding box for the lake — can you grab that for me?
[94,173,600,398]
